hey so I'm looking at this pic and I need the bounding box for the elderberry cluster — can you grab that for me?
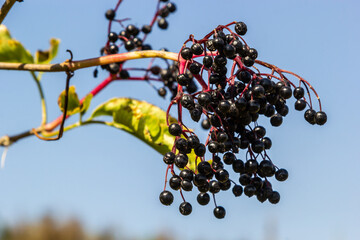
[96,1,177,78]
[159,21,327,218]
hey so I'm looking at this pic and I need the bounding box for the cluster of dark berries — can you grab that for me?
[159,21,327,218]
[97,1,176,77]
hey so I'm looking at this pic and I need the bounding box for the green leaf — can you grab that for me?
[0,25,33,63]
[80,93,93,114]
[90,98,198,171]
[57,86,80,115]
[34,38,60,64]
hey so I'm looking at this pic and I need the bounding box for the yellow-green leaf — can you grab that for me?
[90,98,198,171]
[80,93,93,114]
[57,86,80,115]
[34,38,60,64]
[0,25,33,63]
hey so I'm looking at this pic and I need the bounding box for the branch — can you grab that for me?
[0,0,21,24]
[0,50,179,72]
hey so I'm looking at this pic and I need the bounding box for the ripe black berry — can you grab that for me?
[108,63,120,74]
[254,126,266,138]
[245,159,258,173]
[180,47,193,60]
[169,175,181,190]
[223,44,236,58]
[158,18,168,29]
[217,132,228,143]
[235,22,247,35]
[213,37,225,50]
[198,182,210,193]
[213,206,226,219]
[198,161,212,175]
[179,202,192,215]
[268,191,280,204]
[179,169,193,181]
[174,153,188,168]
[279,86,292,99]
[304,109,316,124]
[244,185,256,197]
[295,99,307,111]
[243,56,255,67]
[248,100,260,113]
[232,185,243,197]
[209,180,221,194]
[237,70,252,83]
[219,180,231,191]
[120,70,130,79]
[189,62,201,75]
[125,24,139,36]
[270,114,283,127]
[191,43,204,55]
[239,173,251,186]
[193,174,207,187]
[262,137,272,149]
[141,25,152,34]
[158,87,166,97]
[232,160,244,173]
[293,87,305,99]
[252,85,265,98]
[108,32,118,42]
[166,2,176,12]
[163,152,175,164]
[201,119,211,130]
[203,55,213,68]
[125,40,135,51]
[159,191,174,206]
[275,168,288,181]
[109,44,119,54]
[181,94,195,109]
[105,9,116,20]
[215,169,229,183]
[223,152,236,165]
[175,138,189,153]
[176,74,190,86]
[315,111,327,125]
[256,191,267,203]
[248,48,258,59]
[159,7,170,18]
[168,123,182,136]
[251,140,265,153]
[181,180,193,191]
[197,192,210,205]
[259,160,275,177]
[187,135,200,148]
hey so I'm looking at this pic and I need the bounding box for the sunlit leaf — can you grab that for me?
[0,25,33,63]
[90,98,198,170]
[34,38,60,64]
[57,86,80,115]
[80,93,93,114]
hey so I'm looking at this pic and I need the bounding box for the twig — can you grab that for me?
[0,0,22,24]
[0,50,179,72]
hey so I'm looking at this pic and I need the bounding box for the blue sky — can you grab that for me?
[0,0,359,239]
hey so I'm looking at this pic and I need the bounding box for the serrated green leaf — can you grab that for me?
[0,25,33,63]
[34,38,60,64]
[80,93,93,114]
[89,98,198,171]
[57,86,80,115]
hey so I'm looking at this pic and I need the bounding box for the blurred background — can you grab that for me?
[0,0,359,239]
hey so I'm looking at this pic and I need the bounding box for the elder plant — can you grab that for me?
[0,0,327,219]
